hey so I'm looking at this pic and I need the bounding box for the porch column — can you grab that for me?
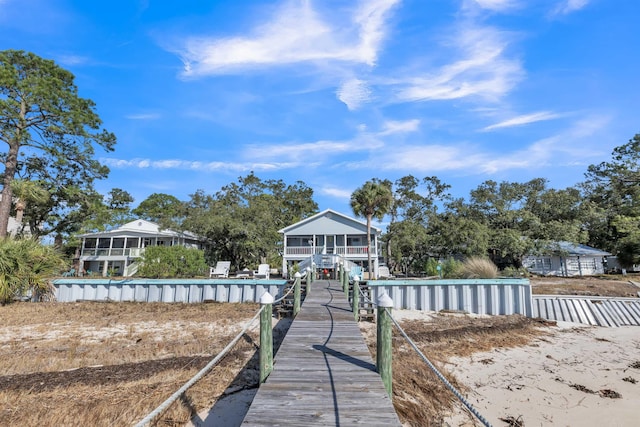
[102,260,109,277]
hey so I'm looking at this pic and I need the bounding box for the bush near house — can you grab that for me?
[137,245,208,278]
[0,238,67,304]
[424,257,463,278]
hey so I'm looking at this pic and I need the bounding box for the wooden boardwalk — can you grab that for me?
[242,280,401,426]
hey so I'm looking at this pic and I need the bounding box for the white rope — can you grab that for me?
[385,308,493,427]
[273,280,297,304]
[134,305,266,427]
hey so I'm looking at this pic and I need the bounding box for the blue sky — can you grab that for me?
[2,0,639,221]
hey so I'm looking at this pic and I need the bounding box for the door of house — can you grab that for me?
[326,235,335,254]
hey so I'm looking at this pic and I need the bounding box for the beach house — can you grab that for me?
[522,241,611,277]
[278,209,382,279]
[77,219,205,277]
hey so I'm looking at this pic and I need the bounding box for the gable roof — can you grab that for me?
[547,241,611,257]
[279,209,381,235]
[77,219,199,239]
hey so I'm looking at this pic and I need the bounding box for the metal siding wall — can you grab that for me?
[371,281,532,317]
[53,280,288,303]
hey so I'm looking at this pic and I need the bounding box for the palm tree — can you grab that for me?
[350,179,393,278]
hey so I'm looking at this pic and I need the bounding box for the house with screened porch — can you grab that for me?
[278,209,382,279]
[77,219,205,277]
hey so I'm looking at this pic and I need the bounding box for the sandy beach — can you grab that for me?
[443,323,640,427]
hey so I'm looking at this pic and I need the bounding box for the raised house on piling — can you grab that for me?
[77,219,205,277]
[278,209,382,279]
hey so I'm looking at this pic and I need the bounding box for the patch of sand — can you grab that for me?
[443,323,640,426]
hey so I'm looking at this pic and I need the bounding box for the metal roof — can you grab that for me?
[549,241,611,256]
[278,208,380,234]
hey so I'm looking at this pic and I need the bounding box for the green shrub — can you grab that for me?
[461,257,498,279]
[138,246,208,278]
[502,266,529,278]
[424,258,440,276]
[0,238,67,304]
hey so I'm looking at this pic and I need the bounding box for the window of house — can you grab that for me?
[347,236,362,246]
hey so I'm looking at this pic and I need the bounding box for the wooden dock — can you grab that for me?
[242,280,401,426]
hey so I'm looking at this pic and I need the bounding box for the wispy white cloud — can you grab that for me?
[246,136,384,162]
[337,78,372,110]
[481,111,563,131]
[468,0,518,12]
[338,112,610,175]
[102,112,610,180]
[550,0,590,16]
[56,54,90,66]
[320,186,353,199]
[393,25,523,102]
[125,113,161,120]
[379,119,420,135]
[101,157,299,172]
[177,0,399,77]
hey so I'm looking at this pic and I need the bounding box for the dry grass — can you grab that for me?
[361,313,550,426]
[0,301,262,426]
[530,275,640,297]
[461,257,498,279]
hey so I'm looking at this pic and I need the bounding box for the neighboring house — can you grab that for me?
[522,241,611,277]
[278,209,382,279]
[77,219,205,277]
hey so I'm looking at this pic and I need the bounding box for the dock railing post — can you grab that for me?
[305,267,312,296]
[377,292,393,398]
[353,276,360,321]
[259,292,274,383]
[343,268,349,296]
[311,262,316,282]
[293,272,301,316]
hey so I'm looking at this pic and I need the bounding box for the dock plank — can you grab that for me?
[242,280,401,426]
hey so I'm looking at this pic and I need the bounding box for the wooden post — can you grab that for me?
[353,276,360,321]
[343,268,349,296]
[293,272,301,316]
[305,267,312,295]
[259,292,274,383]
[377,292,393,398]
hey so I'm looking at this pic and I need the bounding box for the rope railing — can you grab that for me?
[385,308,493,427]
[356,285,493,427]
[273,280,296,304]
[134,305,266,427]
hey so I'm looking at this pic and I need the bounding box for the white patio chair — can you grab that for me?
[209,261,231,278]
[254,263,270,279]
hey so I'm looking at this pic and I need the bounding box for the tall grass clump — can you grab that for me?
[0,238,67,304]
[461,256,498,279]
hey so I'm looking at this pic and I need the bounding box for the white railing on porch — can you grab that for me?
[335,246,369,255]
[81,247,144,257]
[285,246,370,256]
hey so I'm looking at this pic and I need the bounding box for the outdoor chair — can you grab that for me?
[209,261,231,278]
[254,263,270,279]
